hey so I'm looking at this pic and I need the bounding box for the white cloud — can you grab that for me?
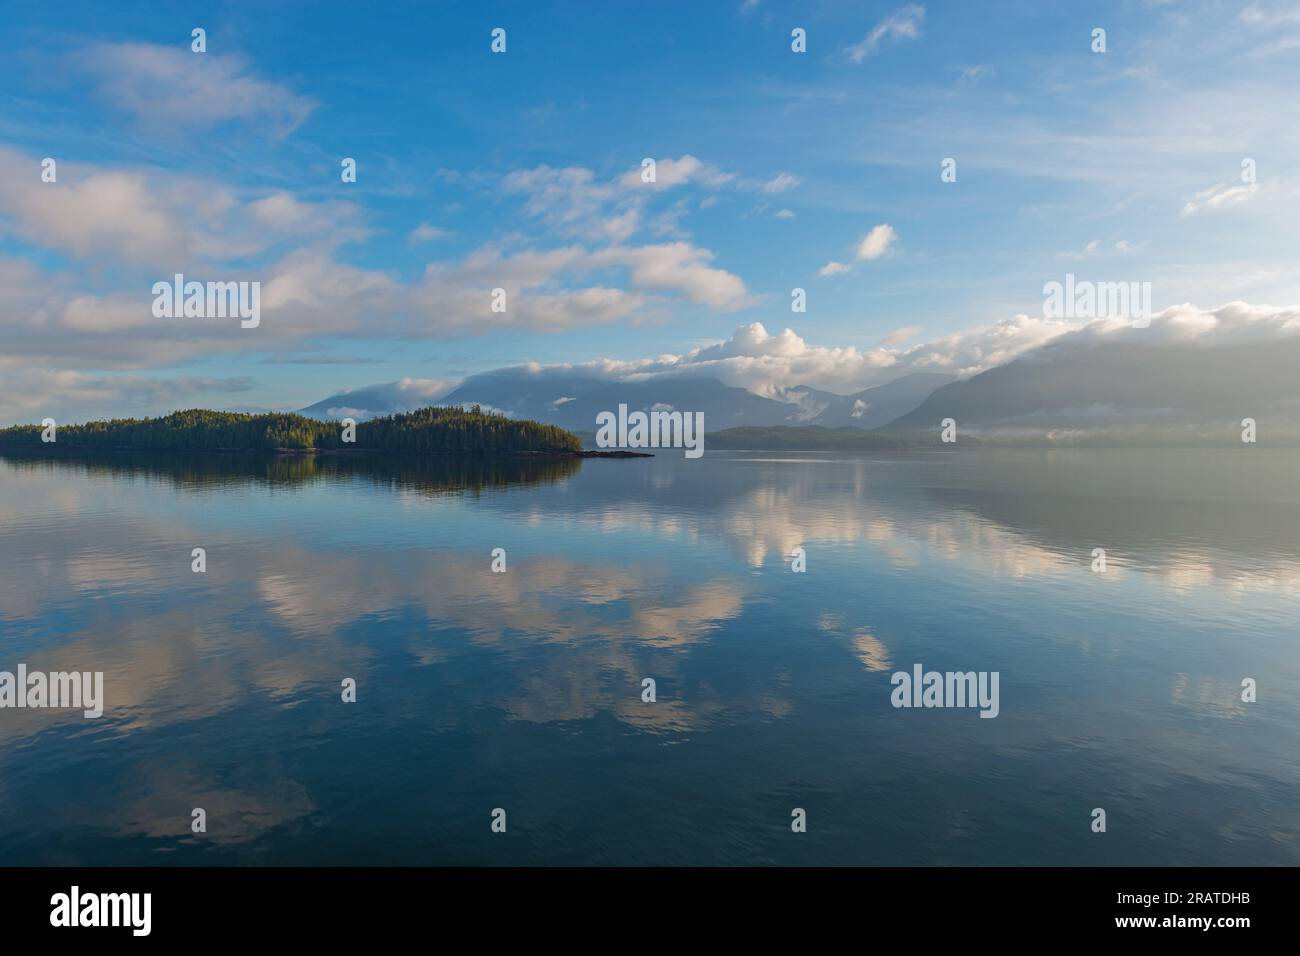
[1240,3,1300,26]
[1060,300,1300,348]
[408,240,750,335]
[957,64,991,83]
[77,42,316,135]
[504,158,735,243]
[598,242,749,310]
[1068,238,1142,259]
[845,5,925,63]
[1239,3,1300,53]
[504,157,796,244]
[856,223,897,260]
[1181,181,1259,216]
[0,226,751,376]
[0,147,364,269]
[763,172,800,193]
[503,165,619,238]
[897,313,1079,374]
[312,378,456,420]
[618,155,734,190]
[820,223,897,276]
[480,313,1076,397]
[408,222,454,243]
[578,305,1300,396]
[261,248,404,331]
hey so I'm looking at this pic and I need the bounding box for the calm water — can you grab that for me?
[1,447,1297,865]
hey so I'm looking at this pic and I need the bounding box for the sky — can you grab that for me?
[1,0,1299,423]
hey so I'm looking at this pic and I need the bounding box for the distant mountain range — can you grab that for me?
[302,371,958,433]
[888,335,1300,442]
[299,326,1300,445]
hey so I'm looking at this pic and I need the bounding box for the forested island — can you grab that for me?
[0,407,644,458]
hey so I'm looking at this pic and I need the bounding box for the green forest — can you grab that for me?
[0,406,583,454]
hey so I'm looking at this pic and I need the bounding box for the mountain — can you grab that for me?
[776,373,957,429]
[882,336,1300,442]
[295,321,1300,445]
[302,370,955,432]
[298,379,453,419]
[436,373,794,431]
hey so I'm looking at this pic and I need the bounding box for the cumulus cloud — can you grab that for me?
[260,248,405,331]
[617,155,734,190]
[0,148,223,266]
[1054,300,1300,348]
[248,193,365,240]
[0,244,404,372]
[417,304,1300,402]
[0,147,753,368]
[600,242,749,309]
[436,313,1081,398]
[410,240,750,335]
[77,42,316,135]
[0,230,750,378]
[896,313,1079,374]
[0,147,364,269]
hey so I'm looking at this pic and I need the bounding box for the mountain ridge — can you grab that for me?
[301,371,957,433]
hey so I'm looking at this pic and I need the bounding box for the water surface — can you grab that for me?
[1,447,1297,865]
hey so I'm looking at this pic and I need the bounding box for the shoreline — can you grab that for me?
[0,445,652,460]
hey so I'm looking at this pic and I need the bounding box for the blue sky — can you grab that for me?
[1,0,1299,421]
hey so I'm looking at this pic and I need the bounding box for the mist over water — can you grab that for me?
[1,448,1297,865]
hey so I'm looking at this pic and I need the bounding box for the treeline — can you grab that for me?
[0,406,583,454]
